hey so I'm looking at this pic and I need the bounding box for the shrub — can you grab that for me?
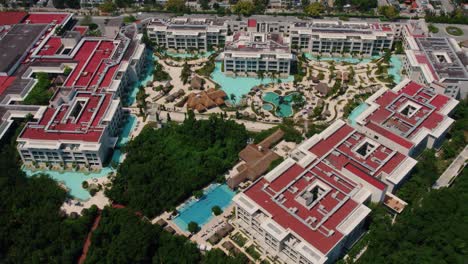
[211,206,222,216]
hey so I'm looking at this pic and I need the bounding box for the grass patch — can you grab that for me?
[23,72,54,105]
[231,232,247,247]
[446,26,463,36]
[428,24,439,33]
[246,245,261,260]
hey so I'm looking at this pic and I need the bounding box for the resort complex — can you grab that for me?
[222,32,294,76]
[0,9,466,264]
[0,11,146,169]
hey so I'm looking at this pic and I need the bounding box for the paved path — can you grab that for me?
[432,23,468,42]
[433,145,468,189]
[157,110,276,132]
[78,211,102,264]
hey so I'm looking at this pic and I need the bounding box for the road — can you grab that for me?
[432,23,468,42]
[155,110,276,132]
[433,145,468,189]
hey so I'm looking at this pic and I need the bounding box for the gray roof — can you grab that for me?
[0,24,48,74]
[417,37,468,81]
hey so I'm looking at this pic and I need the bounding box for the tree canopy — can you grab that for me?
[0,123,97,263]
[106,114,249,217]
[85,207,248,264]
[232,0,256,16]
[165,0,188,13]
[304,2,324,17]
[378,6,399,20]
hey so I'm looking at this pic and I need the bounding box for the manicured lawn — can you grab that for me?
[446,26,463,36]
[246,245,261,260]
[428,24,439,33]
[230,232,247,247]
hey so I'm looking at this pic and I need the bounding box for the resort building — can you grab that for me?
[221,32,294,76]
[232,119,419,263]
[289,20,395,55]
[17,92,124,167]
[353,79,459,156]
[0,12,147,168]
[147,17,228,51]
[233,133,373,264]
[403,37,468,99]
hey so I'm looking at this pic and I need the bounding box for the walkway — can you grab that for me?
[78,211,102,264]
[433,145,468,189]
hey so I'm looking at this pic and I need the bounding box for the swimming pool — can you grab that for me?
[305,54,380,64]
[388,55,403,84]
[348,103,369,127]
[173,184,236,232]
[263,92,300,117]
[211,62,294,104]
[23,114,137,200]
[127,52,158,105]
[262,103,274,111]
[164,51,214,59]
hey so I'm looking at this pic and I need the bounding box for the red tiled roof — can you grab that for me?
[0,11,27,25]
[247,19,257,28]
[0,76,16,95]
[37,37,62,56]
[73,26,88,36]
[23,13,69,25]
[362,81,452,149]
[20,92,113,142]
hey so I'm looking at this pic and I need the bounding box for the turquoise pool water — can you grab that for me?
[305,54,380,64]
[117,115,137,147]
[23,114,138,200]
[211,62,294,104]
[263,92,299,117]
[388,55,403,84]
[262,104,273,111]
[173,184,235,232]
[127,52,159,105]
[348,103,369,127]
[24,167,114,200]
[164,51,214,59]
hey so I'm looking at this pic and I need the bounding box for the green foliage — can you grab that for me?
[304,2,324,17]
[356,167,468,263]
[106,115,249,217]
[378,6,399,20]
[63,66,72,76]
[23,72,53,105]
[267,157,284,172]
[428,23,439,33]
[99,0,117,13]
[165,0,188,13]
[180,62,191,84]
[230,232,247,247]
[198,0,210,9]
[246,245,261,260]
[123,15,137,23]
[233,0,256,16]
[196,59,216,77]
[253,120,303,144]
[188,221,200,233]
[445,26,464,36]
[0,128,97,263]
[425,9,468,25]
[194,190,204,199]
[153,61,171,81]
[211,205,222,216]
[84,207,201,263]
[202,249,250,264]
[350,0,377,11]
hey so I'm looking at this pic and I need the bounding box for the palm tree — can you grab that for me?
[258,71,265,82]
